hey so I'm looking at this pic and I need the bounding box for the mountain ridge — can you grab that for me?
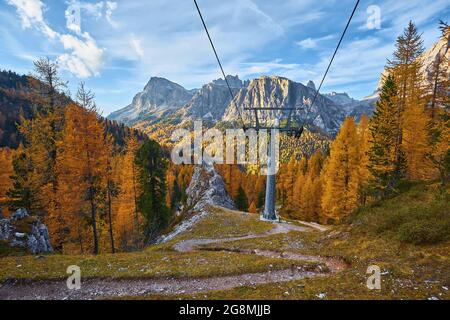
[108,75,373,135]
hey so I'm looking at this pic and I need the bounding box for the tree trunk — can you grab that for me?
[89,190,99,255]
[107,181,116,254]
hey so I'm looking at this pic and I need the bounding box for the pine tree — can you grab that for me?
[428,110,450,184]
[368,75,405,198]
[135,139,170,241]
[321,117,360,222]
[56,84,109,254]
[0,148,14,204]
[7,151,38,212]
[387,21,425,180]
[387,21,424,112]
[234,185,249,212]
[426,21,450,184]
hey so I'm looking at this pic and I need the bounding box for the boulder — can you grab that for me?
[155,164,235,244]
[186,164,236,212]
[0,208,52,254]
[12,208,28,220]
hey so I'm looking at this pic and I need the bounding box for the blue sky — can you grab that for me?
[1,0,448,116]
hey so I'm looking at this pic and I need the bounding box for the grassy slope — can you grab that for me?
[149,182,450,300]
[177,207,274,240]
[0,207,304,282]
[1,182,449,300]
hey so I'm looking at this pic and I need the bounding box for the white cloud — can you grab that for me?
[58,32,104,78]
[65,1,117,34]
[130,34,144,59]
[7,0,44,28]
[295,35,335,50]
[7,0,57,39]
[105,1,118,28]
[238,59,300,76]
[7,0,105,78]
[296,38,316,49]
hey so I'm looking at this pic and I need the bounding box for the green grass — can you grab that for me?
[143,181,450,300]
[177,207,274,240]
[0,240,26,258]
[2,182,449,300]
[348,182,450,244]
[0,248,312,283]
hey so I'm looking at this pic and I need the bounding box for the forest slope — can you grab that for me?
[1,181,449,299]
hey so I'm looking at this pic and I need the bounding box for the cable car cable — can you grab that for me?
[193,0,247,130]
[310,0,360,109]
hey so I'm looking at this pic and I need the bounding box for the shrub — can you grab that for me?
[350,182,450,245]
[0,240,25,257]
[398,220,450,245]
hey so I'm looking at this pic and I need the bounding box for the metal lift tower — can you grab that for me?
[245,105,304,221]
[194,0,304,221]
[194,0,362,221]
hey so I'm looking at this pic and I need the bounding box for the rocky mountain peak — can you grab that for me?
[108,77,194,125]
[306,80,316,91]
[143,77,185,91]
[222,75,345,134]
[212,75,243,88]
[180,75,245,122]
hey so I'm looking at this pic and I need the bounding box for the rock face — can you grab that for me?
[155,165,235,244]
[108,74,377,135]
[108,77,195,125]
[0,208,52,254]
[186,165,236,212]
[180,75,244,122]
[325,91,377,121]
[306,80,316,91]
[223,76,345,134]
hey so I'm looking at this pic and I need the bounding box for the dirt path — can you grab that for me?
[173,222,311,252]
[0,269,322,300]
[0,216,345,300]
[173,221,346,274]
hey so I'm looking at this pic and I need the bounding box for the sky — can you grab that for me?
[1,0,449,116]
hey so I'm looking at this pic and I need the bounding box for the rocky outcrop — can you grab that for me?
[0,208,52,254]
[186,165,236,212]
[155,165,235,244]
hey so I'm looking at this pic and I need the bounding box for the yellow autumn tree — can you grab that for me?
[0,147,14,215]
[56,93,109,254]
[248,201,257,213]
[112,135,142,250]
[292,172,305,219]
[294,151,324,221]
[356,115,372,204]
[321,117,360,222]
[402,97,433,180]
